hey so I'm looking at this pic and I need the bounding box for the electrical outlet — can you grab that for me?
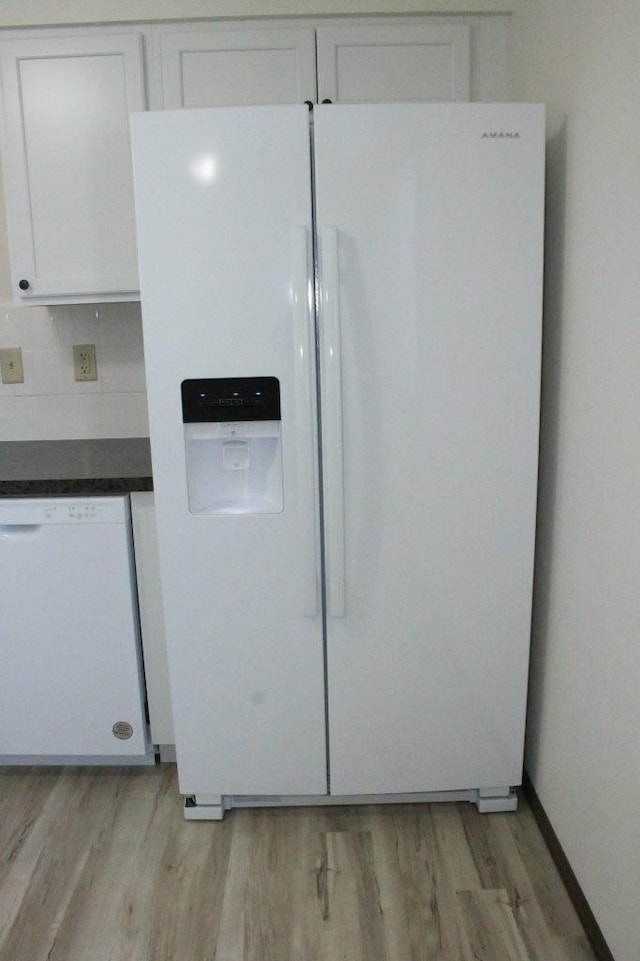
[73,344,97,382]
[0,347,24,384]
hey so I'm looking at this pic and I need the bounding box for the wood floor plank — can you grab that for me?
[200,810,251,961]
[0,768,60,889]
[217,806,328,961]
[428,803,484,961]
[0,767,600,961]
[485,812,582,961]
[244,809,306,957]
[144,789,234,960]
[0,768,130,961]
[315,828,387,961]
[506,796,594,954]
[456,889,532,961]
[43,766,178,961]
[458,798,590,961]
[284,807,329,960]
[431,803,483,890]
[460,804,552,960]
[366,805,444,961]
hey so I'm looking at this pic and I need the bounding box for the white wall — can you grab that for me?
[0,0,510,28]
[511,4,640,960]
[0,302,147,440]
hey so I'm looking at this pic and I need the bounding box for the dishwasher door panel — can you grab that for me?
[0,496,150,760]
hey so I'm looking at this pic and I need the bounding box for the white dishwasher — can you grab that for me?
[0,494,153,763]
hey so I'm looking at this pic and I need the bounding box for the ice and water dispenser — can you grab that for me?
[182,377,283,514]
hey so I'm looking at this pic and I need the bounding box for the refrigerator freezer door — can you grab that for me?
[131,106,326,797]
[315,104,544,796]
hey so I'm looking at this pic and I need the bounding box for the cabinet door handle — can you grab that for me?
[18,279,30,291]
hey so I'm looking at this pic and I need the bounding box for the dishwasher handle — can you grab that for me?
[0,524,42,536]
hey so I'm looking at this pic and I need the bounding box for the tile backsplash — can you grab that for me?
[0,302,149,440]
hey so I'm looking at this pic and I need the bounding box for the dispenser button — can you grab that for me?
[222,439,250,470]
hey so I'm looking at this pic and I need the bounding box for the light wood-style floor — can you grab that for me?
[0,763,596,961]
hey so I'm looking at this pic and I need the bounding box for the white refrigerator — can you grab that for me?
[131,103,544,819]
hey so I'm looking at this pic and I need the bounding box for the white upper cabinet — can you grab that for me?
[158,28,317,107]
[157,21,475,109]
[316,23,471,103]
[0,17,508,305]
[0,32,146,304]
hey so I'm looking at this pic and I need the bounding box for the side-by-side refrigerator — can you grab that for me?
[131,103,545,819]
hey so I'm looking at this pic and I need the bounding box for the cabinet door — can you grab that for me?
[0,34,145,304]
[316,24,470,103]
[159,28,317,107]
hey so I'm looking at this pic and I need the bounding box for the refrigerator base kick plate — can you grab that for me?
[182,787,518,821]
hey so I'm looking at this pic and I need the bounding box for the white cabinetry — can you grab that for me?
[157,27,317,107]
[316,23,471,102]
[0,17,508,306]
[155,20,479,108]
[0,32,146,305]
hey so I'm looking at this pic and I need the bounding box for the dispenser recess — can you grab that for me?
[182,377,283,515]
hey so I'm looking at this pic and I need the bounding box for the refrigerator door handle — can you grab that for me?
[320,226,346,618]
[292,225,321,617]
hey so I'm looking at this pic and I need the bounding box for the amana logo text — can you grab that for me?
[482,131,521,139]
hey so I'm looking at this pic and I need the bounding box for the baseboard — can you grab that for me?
[522,771,615,961]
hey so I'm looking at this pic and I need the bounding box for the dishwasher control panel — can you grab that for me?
[0,496,127,526]
[61,502,102,521]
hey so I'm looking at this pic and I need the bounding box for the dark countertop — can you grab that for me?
[0,438,153,496]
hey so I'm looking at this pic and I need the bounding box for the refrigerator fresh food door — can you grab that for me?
[131,106,326,797]
[314,104,544,797]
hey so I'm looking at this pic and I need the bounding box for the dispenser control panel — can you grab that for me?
[181,377,281,423]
